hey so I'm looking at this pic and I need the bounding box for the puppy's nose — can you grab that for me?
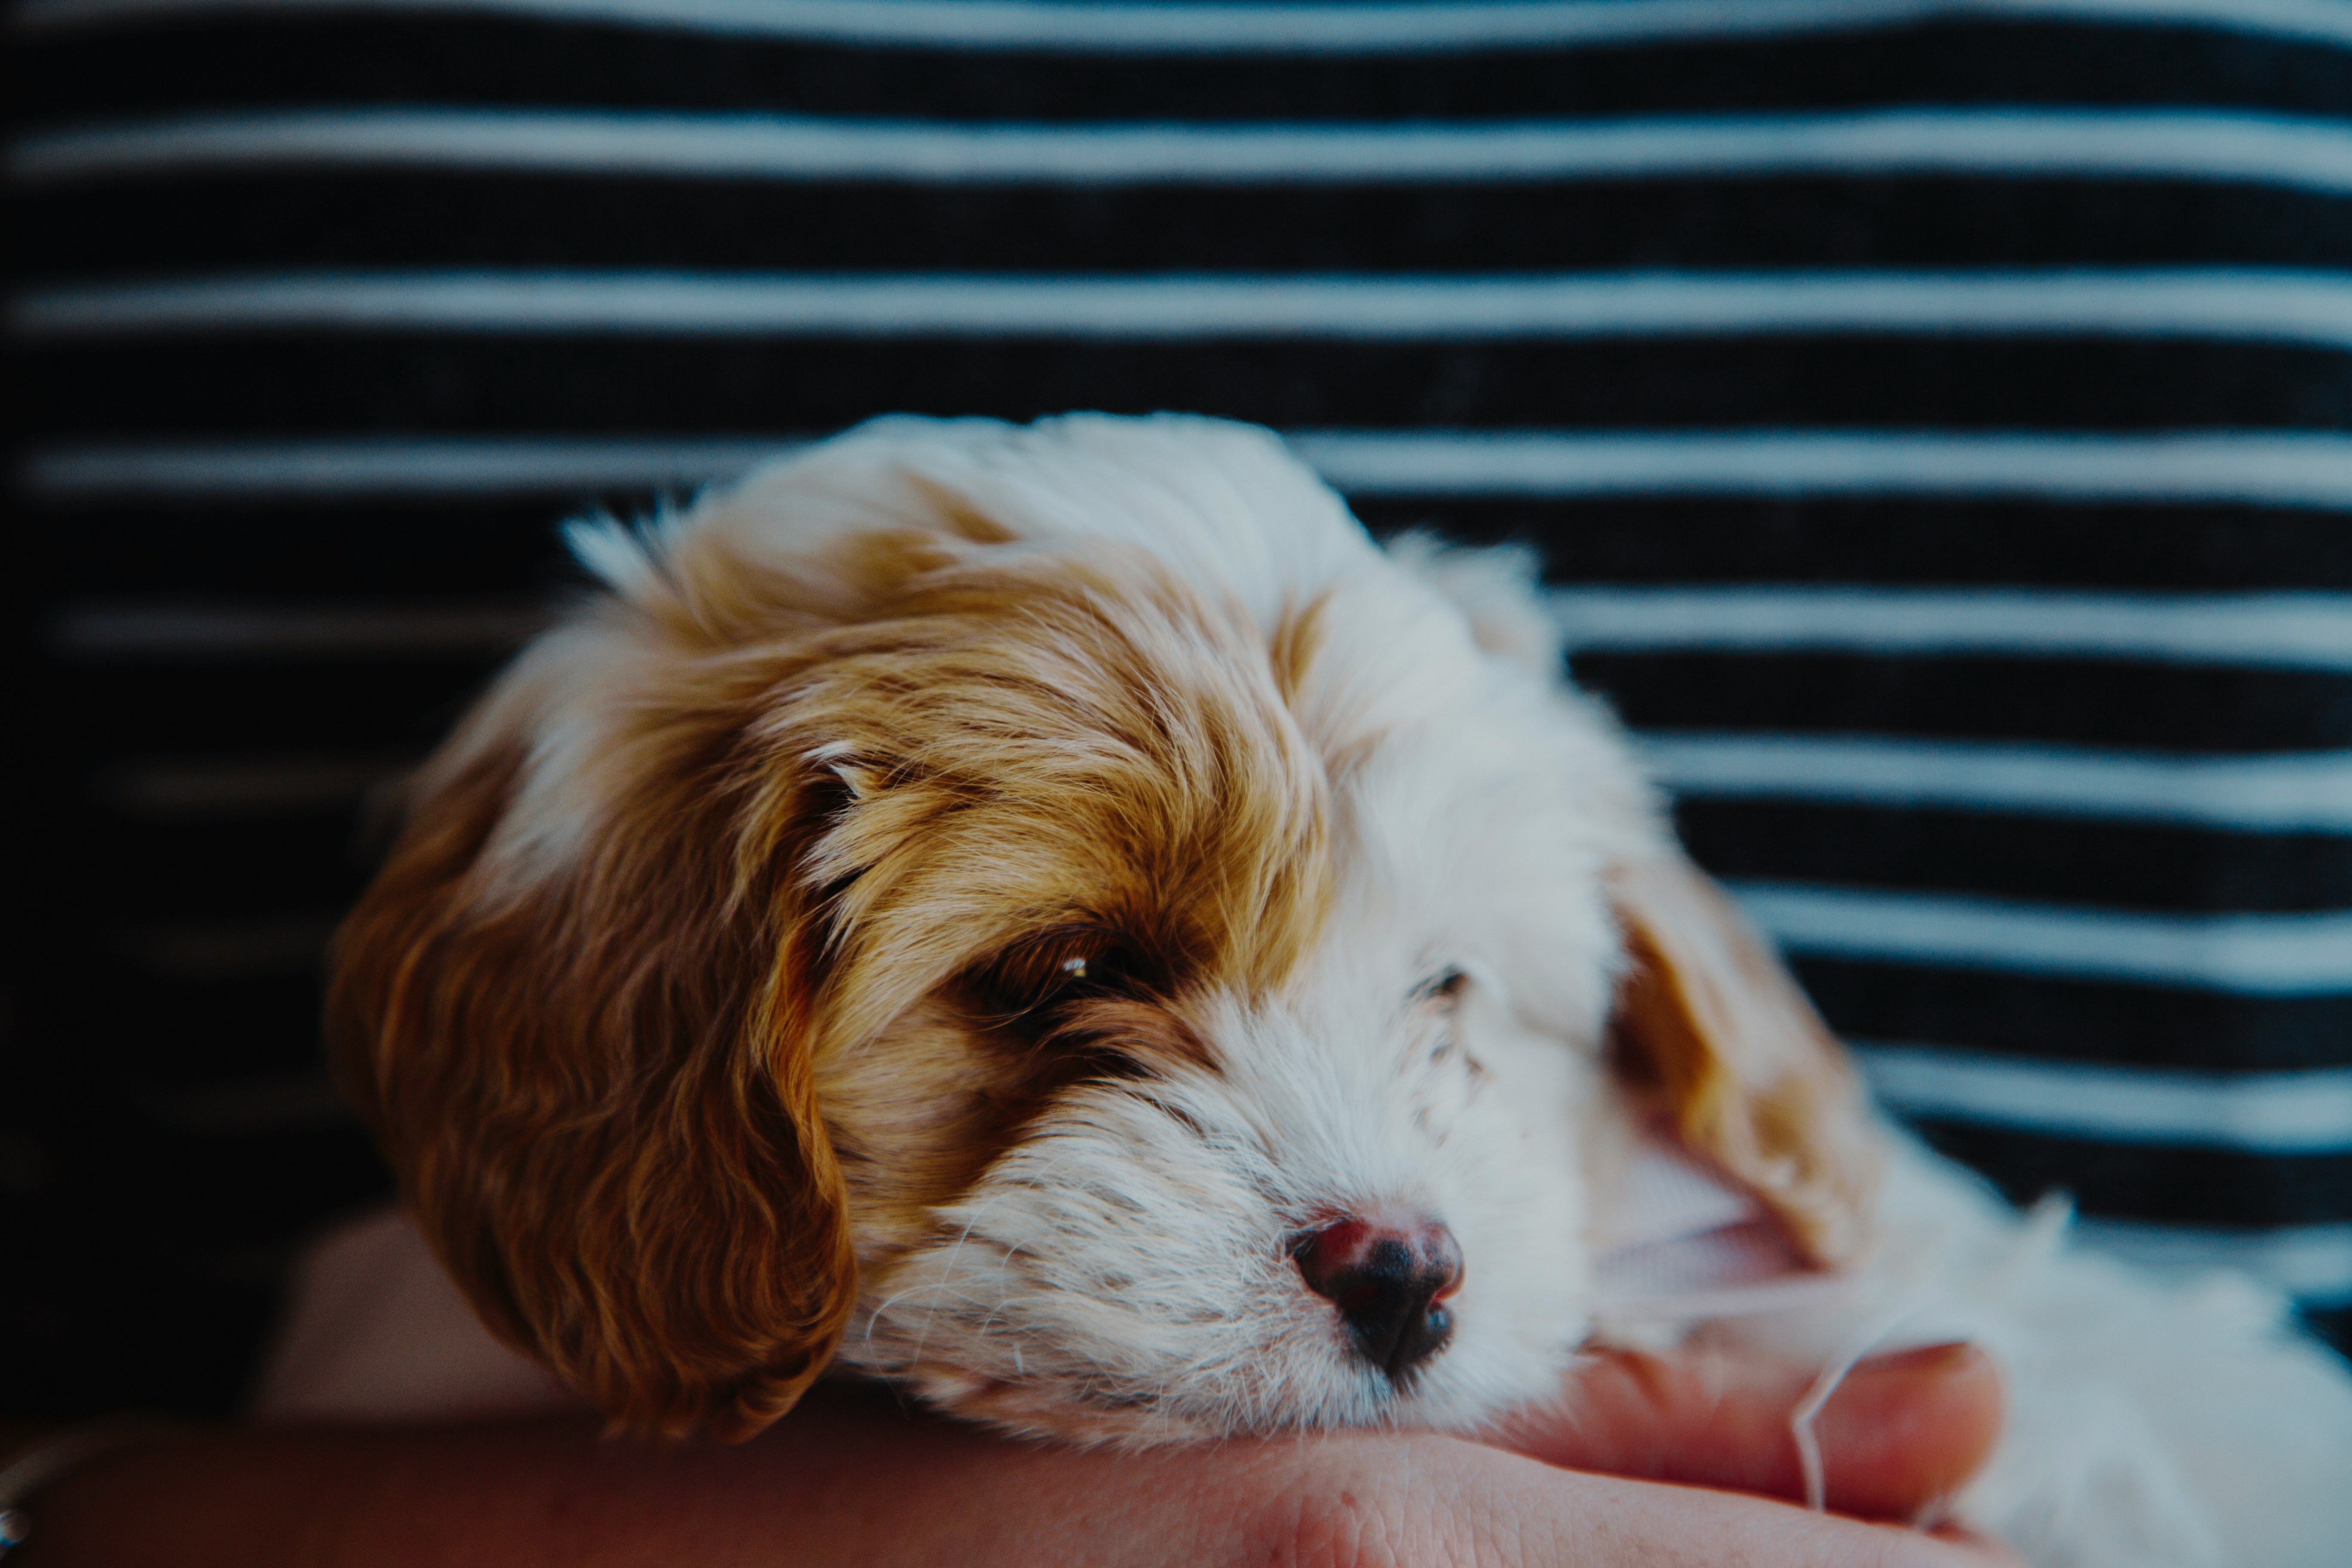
[1291,1210,1464,1381]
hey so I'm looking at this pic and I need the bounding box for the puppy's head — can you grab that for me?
[330,415,1876,1443]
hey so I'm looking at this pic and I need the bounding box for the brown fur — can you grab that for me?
[1608,855,1881,1266]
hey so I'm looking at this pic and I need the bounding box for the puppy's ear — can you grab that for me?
[1609,855,1880,1265]
[328,740,856,1441]
[1381,533,1563,680]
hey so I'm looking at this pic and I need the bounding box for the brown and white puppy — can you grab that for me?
[323,415,2351,1565]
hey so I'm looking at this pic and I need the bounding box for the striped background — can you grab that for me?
[6,0,2350,1416]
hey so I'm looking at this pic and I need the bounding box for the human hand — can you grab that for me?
[1489,1338,2006,1521]
[26,1341,2010,1567]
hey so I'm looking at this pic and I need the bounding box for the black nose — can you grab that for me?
[1291,1210,1464,1382]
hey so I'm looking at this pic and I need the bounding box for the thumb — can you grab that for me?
[1484,1339,2005,1521]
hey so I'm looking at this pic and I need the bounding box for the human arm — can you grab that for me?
[20,1344,2009,1568]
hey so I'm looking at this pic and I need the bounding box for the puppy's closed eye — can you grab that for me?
[971,933,1157,1019]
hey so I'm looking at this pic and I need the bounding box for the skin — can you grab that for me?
[17,1342,2012,1567]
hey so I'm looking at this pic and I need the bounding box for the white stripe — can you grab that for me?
[1730,880,2352,993]
[2073,1217,2352,1305]
[21,108,2352,195]
[1294,430,2352,506]
[21,435,788,497]
[1551,587,2352,670]
[51,601,548,656]
[30,431,2352,509]
[1644,733,2352,833]
[19,268,2352,346]
[1853,1043,2352,1151]
[15,0,2352,53]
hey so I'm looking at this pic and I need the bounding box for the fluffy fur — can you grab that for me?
[330,414,2352,1564]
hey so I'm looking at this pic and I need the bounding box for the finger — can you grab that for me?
[1568,1476,2029,1568]
[1802,1342,2007,1518]
[1378,1447,2029,1568]
[1484,1339,2006,1520]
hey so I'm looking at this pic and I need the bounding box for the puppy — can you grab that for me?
[323,414,2352,1565]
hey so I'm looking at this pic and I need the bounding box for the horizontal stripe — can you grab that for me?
[1553,587,2352,670]
[33,498,592,598]
[27,337,2352,438]
[24,169,2352,280]
[1735,881,2352,993]
[21,436,783,498]
[33,496,2352,600]
[1854,1042,2352,1150]
[18,19,2352,136]
[24,107,2352,195]
[1580,649,2352,753]
[1306,432,2352,505]
[1798,959,2352,1072]
[1649,734,2352,831]
[98,753,414,816]
[2073,1216,2352,1303]
[30,500,2352,614]
[1391,498,2352,593]
[1678,798,2352,915]
[18,0,2352,52]
[51,600,548,657]
[1911,1118,2352,1225]
[32,431,2352,508]
[20,268,2352,347]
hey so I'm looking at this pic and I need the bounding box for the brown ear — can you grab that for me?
[1609,855,1880,1266]
[327,739,856,1441]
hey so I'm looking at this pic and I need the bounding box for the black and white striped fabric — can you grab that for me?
[8,0,2351,1417]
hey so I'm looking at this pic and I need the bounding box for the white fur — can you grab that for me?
[272,415,2352,1565]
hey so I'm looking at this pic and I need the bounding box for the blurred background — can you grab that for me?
[5,0,2349,1420]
